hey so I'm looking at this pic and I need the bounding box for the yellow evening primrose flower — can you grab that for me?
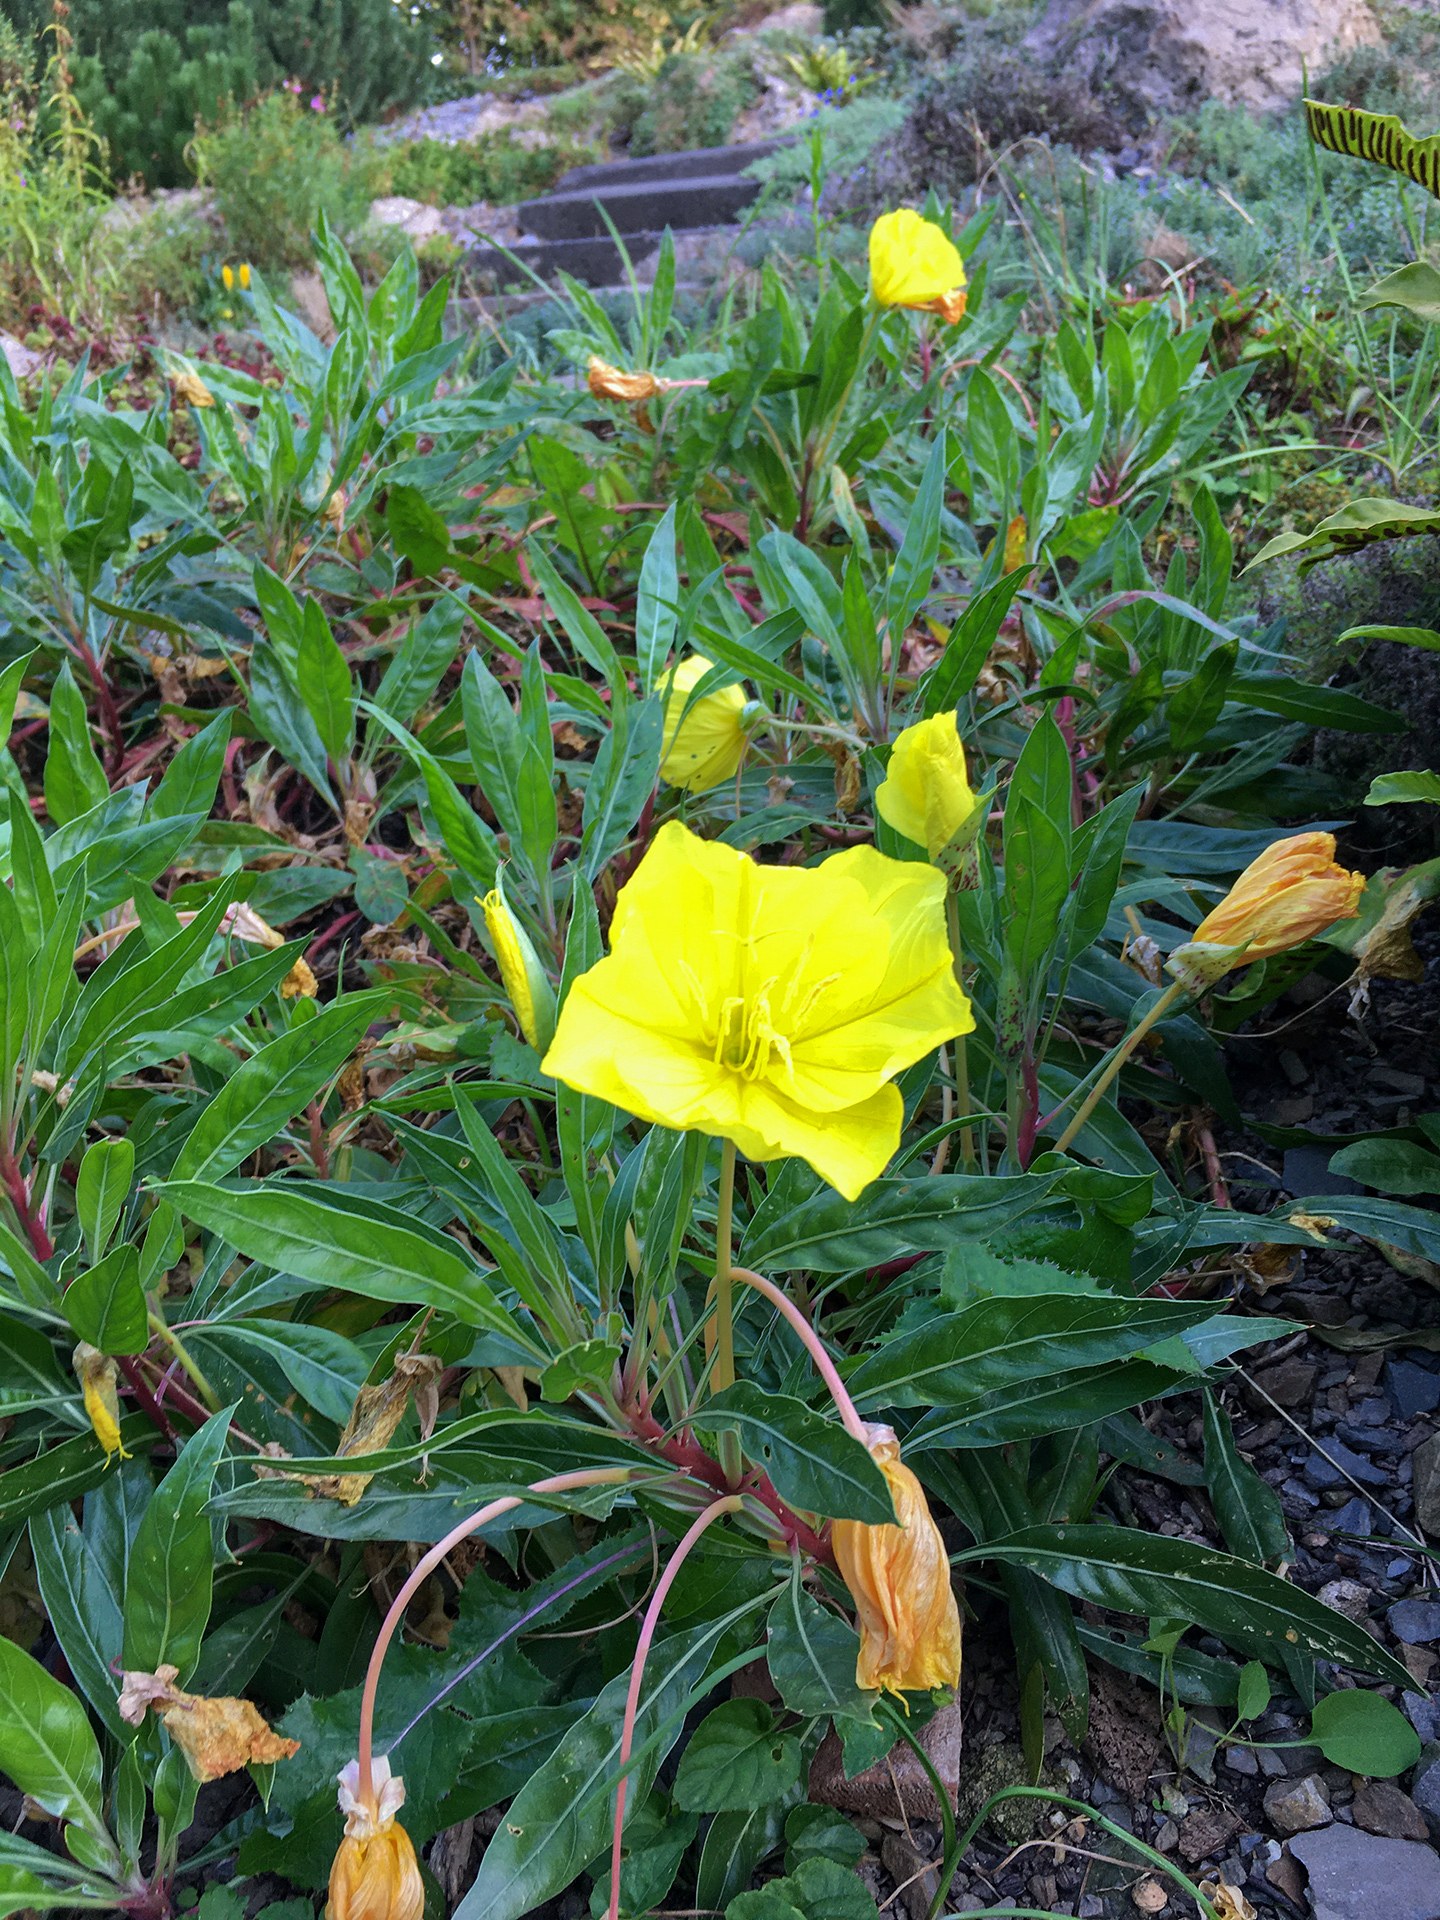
[869,209,968,324]
[833,1423,963,1696]
[1166,831,1365,994]
[329,1759,424,1920]
[660,655,750,792]
[222,264,235,292]
[541,821,973,1200]
[875,712,979,863]
[238,262,251,291]
[481,881,556,1052]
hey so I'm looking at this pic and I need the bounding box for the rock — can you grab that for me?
[1024,0,1380,122]
[733,73,815,144]
[1412,1433,1440,1537]
[1354,1781,1430,1843]
[368,196,446,241]
[1177,1806,1244,1864]
[1251,1358,1318,1410]
[1263,1773,1333,1836]
[1303,1440,1389,1490]
[1389,1601,1440,1646]
[1405,1694,1440,1747]
[287,271,334,343]
[749,1,824,31]
[880,1830,939,1920]
[1411,1745,1440,1839]
[1328,1496,1375,1538]
[1290,1823,1440,1920]
[1317,1579,1372,1624]
[1266,1849,1309,1905]
[1,334,42,379]
[1389,1362,1440,1422]
[809,1702,962,1824]
[1225,1745,1260,1775]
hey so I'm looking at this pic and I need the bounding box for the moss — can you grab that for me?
[957,1741,1055,1844]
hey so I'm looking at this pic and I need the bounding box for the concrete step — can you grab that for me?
[473,230,665,289]
[517,170,760,242]
[554,138,786,193]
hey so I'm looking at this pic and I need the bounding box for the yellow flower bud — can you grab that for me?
[238,262,251,291]
[874,712,979,864]
[660,654,749,793]
[1168,832,1365,991]
[330,1759,424,1920]
[587,356,660,403]
[172,368,214,409]
[833,1424,962,1697]
[74,1344,130,1462]
[869,209,968,324]
[222,264,234,291]
[323,486,348,530]
[481,883,556,1052]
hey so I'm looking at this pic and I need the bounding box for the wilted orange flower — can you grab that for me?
[1168,832,1364,991]
[118,1664,299,1780]
[587,357,660,403]
[330,1759,424,1920]
[172,368,214,409]
[832,1424,962,1696]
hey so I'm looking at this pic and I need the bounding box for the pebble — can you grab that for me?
[1353,1781,1431,1842]
[1336,1419,1406,1454]
[1303,1440,1390,1490]
[1290,1824,1440,1920]
[1252,1357,1318,1409]
[1258,1747,1289,1778]
[1411,1745,1440,1838]
[1317,1578,1373,1623]
[1265,1849,1309,1906]
[1224,1745,1259,1775]
[1389,1361,1440,1421]
[1263,1773,1333,1835]
[1405,1694,1440,1746]
[1389,1600,1440,1645]
[1354,1395,1394,1426]
[1328,1496,1375,1537]
[1155,1817,1179,1852]
[1412,1434,1440,1537]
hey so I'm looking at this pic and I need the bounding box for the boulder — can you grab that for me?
[1024,0,1380,122]
[369,196,447,241]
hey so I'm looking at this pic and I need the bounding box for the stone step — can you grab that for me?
[554,137,786,193]
[473,229,665,289]
[517,170,760,242]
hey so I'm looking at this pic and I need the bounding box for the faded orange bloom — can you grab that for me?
[330,1759,424,1920]
[118,1664,299,1780]
[587,357,660,403]
[1182,831,1364,976]
[172,368,214,409]
[1003,513,1028,573]
[832,1424,962,1696]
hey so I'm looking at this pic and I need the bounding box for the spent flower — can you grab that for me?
[329,1758,424,1920]
[1167,832,1364,993]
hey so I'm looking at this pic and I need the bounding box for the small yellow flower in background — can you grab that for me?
[833,1423,963,1696]
[1167,831,1365,992]
[330,1759,424,1920]
[74,1344,130,1462]
[238,262,251,290]
[875,712,979,863]
[587,356,660,403]
[323,486,348,531]
[541,821,973,1200]
[869,209,968,325]
[172,368,214,409]
[660,655,750,792]
[222,264,235,292]
[481,881,556,1052]
[1003,513,1028,574]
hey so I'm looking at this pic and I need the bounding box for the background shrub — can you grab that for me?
[381,130,594,206]
[628,47,760,156]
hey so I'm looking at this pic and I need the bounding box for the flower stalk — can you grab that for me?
[1050,979,1188,1156]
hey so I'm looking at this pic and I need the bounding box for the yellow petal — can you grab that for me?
[328,1823,424,1920]
[481,886,556,1050]
[875,713,978,861]
[587,355,659,403]
[541,822,971,1200]
[1190,832,1365,964]
[660,655,749,791]
[869,209,967,317]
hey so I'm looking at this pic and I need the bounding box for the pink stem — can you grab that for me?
[730,1266,866,1441]
[606,1496,743,1920]
[355,1466,632,1809]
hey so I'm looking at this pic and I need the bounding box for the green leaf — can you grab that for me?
[387,482,452,575]
[296,600,354,767]
[1343,624,1440,653]
[0,1633,108,1841]
[741,1172,1064,1273]
[42,662,108,828]
[978,1525,1414,1687]
[1356,260,1440,325]
[30,1463,143,1741]
[886,436,945,641]
[1244,498,1440,574]
[1308,1689,1420,1778]
[163,1178,527,1345]
[635,503,679,691]
[764,1581,874,1723]
[171,992,389,1184]
[123,1406,234,1682]
[921,566,1030,713]
[1236,1661,1271,1723]
[74,1136,134,1265]
[1364,770,1440,806]
[1202,1391,1289,1566]
[674,1699,804,1813]
[700,1384,895,1524]
[1305,98,1440,199]
[1329,1138,1440,1198]
[539,1340,622,1404]
[63,1245,147,1355]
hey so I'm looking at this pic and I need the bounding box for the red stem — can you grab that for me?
[1016,1050,1041,1169]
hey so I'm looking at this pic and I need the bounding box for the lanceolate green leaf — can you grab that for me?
[1202,1391,1290,1566]
[976,1525,1413,1687]
[741,1172,1064,1272]
[163,1179,532,1347]
[0,1626,109,1842]
[700,1385,895,1523]
[123,1406,234,1683]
